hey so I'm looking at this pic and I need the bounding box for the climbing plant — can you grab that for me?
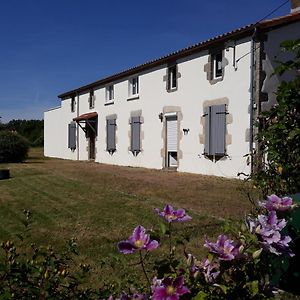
[253,39,300,196]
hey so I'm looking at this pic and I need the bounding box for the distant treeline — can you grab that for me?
[0,119,44,147]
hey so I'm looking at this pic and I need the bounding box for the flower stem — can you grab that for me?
[139,250,151,287]
[169,222,172,262]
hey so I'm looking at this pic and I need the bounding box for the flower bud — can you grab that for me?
[44,270,49,280]
[252,248,263,259]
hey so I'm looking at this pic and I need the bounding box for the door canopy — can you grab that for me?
[73,112,98,136]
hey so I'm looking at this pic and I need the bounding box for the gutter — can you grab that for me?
[249,27,258,174]
[76,92,79,161]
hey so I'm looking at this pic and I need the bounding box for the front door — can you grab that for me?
[166,115,178,167]
[89,132,95,160]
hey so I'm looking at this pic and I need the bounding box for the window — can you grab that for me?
[129,76,139,97]
[71,97,76,112]
[68,122,76,150]
[213,51,223,78]
[106,118,116,153]
[167,65,177,90]
[130,116,141,155]
[204,104,226,156]
[106,85,114,102]
[89,90,95,109]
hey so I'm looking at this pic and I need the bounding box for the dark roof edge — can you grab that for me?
[58,12,300,99]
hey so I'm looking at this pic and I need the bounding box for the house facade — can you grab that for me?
[44,10,300,178]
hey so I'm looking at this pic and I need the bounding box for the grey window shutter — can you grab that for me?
[131,116,141,153]
[68,122,76,150]
[107,119,116,151]
[211,104,226,156]
[204,107,211,155]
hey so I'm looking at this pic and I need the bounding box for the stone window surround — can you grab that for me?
[128,75,139,100]
[105,84,114,103]
[128,110,144,156]
[160,106,183,168]
[163,63,182,93]
[106,114,118,154]
[204,47,229,85]
[199,97,232,162]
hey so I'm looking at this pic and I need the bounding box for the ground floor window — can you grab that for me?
[204,104,226,157]
[130,116,141,155]
[106,118,116,154]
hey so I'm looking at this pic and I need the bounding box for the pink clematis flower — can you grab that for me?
[259,194,297,212]
[248,211,294,257]
[118,225,159,254]
[155,205,192,223]
[201,258,220,283]
[204,235,240,261]
[152,276,190,300]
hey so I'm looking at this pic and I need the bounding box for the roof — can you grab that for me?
[58,11,300,99]
[73,112,98,122]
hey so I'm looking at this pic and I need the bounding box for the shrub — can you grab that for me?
[0,130,29,163]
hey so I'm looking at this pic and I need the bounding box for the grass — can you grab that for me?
[0,148,255,287]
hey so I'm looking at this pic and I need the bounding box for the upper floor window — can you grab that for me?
[106,85,114,102]
[167,65,177,91]
[129,76,139,98]
[89,90,95,109]
[71,96,76,112]
[213,51,223,79]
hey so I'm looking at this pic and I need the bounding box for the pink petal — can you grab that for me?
[117,241,136,254]
[132,225,146,242]
[177,286,190,295]
[175,208,185,218]
[146,240,159,251]
[164,204,174,215]
[152,287,168,300]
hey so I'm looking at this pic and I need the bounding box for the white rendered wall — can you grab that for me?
[44,102,78,160]
[45,36,255,178]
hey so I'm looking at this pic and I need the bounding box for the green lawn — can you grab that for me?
[0,148,254,286]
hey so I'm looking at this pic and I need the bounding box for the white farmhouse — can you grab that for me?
[44,8,300,178]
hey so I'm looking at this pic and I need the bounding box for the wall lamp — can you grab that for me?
[183,128,190,135]
[158,112,163,122]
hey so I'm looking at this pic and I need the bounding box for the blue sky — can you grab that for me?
[0,0,290,122]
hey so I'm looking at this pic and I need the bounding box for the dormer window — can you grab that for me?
[167,65,177,91]
[89,90,95,109]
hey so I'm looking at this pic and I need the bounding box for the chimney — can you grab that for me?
[291,0,300,12]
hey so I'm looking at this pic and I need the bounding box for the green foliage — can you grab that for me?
[0,131,29,163]
[0,211,109,299]
[0,198,299,299]
[252,39,300,196]
[0,119,44,147]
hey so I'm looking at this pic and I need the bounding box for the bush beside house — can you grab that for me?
[0,131,29,163]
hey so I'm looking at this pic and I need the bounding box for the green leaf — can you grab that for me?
[214,284,228,294]
[193,291,208,300]
[252,248,263,259]
[245,280,259,296]
[159,222,167,235]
